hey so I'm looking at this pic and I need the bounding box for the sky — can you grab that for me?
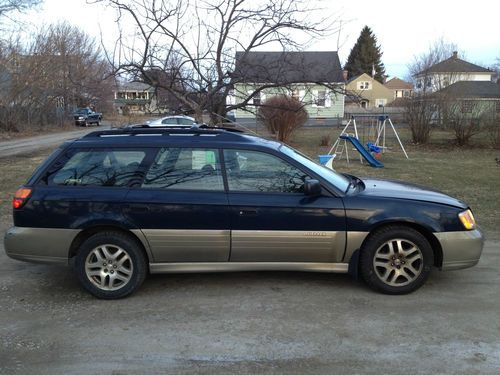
[9,0,500,79]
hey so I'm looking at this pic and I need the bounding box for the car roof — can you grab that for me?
[151,115,195,120]
[70,126,282,150]
[164,115,194,119]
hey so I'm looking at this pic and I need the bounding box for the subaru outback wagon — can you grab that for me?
[4,127,483,299]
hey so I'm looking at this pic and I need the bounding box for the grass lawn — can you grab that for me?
[0,126,498,235]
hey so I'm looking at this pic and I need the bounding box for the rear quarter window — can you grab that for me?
[44,149,147,187]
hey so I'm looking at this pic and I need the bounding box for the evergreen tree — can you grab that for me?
[344,26,386,82]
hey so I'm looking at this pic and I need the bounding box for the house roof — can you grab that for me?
[384,77,412,90]
[117,82,154,91]
[346,73,373,84]
[437,81,500,99]
[416,52,492,75]
[232,51,344,84]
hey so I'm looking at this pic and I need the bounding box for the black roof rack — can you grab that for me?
[82,124,247,140]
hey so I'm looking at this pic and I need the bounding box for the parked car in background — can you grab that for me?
[146,115,196,127]
[74,108,103,127]
[4,127,483,299]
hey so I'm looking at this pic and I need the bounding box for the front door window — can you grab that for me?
[223,149,309,193]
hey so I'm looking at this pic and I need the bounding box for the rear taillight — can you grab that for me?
[12,187,32,209]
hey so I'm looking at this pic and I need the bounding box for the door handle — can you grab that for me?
[123,204,150,213]
[238,209,258,216]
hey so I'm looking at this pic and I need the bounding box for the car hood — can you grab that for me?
[358,177,467,209]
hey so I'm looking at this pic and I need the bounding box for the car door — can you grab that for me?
[124,147,230,262]
[223,149,346,263]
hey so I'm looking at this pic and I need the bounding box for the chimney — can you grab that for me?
[452,51,458,59]
[342,70,348,82]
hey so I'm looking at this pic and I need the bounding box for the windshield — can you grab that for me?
[280,144,351,192]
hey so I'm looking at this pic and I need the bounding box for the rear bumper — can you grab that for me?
[4,226,79,265]
[435,229,484,271]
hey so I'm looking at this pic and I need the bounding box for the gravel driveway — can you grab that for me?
[1,234,499,374]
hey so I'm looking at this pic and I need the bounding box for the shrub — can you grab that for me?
[404,98,434,144]
[484,113,500,149]
[257,95,308,142]
[442,101,488,146]
[319,134,330,146]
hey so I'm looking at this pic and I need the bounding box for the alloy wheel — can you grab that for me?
[373,238,423,287]
[85,244,133,291]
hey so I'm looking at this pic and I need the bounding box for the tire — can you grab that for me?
[74,231,147,299]
[96,121,101,126]
[359,226,433,295]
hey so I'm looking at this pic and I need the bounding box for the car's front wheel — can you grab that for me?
[360,226,433,294]
[75,232,147,299]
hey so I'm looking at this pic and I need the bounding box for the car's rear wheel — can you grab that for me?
[360,226,433,294]
[75,232,147,299]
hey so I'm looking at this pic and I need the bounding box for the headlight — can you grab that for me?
[458,209,476,230]
[78,116,84,120]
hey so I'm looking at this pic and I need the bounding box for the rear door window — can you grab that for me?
[142,148,223,191]
[46,149,146,187]
[161,118,177,125]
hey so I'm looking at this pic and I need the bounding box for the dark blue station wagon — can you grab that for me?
[4,127,484,298]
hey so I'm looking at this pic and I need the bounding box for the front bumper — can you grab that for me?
[435,229,484,270]
[4,226,79,265]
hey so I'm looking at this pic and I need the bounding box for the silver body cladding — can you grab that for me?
[4,227,483,272]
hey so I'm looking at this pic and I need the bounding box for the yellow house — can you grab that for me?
[345,73,394,108]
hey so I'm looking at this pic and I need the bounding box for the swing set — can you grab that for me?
[321,114,408,169]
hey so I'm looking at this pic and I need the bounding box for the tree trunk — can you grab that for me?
[193,108,204,124]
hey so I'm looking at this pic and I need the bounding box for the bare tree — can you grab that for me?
[0,0,40,18]
[407,38,462,91]
[492,54,500,83]
[0,0,41,33]
[257,95,308,142]
[96,0,337,124]
[0,22,113,131]
[404,39,463,143]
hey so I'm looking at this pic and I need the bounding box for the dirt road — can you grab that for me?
[0,235,499,374]
[0,125,110,158]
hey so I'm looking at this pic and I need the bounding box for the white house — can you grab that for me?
[414,52,494,93]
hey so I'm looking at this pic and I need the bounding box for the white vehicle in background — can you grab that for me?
[146,115,196,127]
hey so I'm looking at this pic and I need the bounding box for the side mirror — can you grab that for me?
[304,179,322,196]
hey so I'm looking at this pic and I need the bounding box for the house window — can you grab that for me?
[461,101,474,114]
[317,90,326,107]
[292,89,300,101]
[252,92,261,106]
[358,81,371,90]
[226,89,236,105]
[404,90,410,97]
[375,99,387,107]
